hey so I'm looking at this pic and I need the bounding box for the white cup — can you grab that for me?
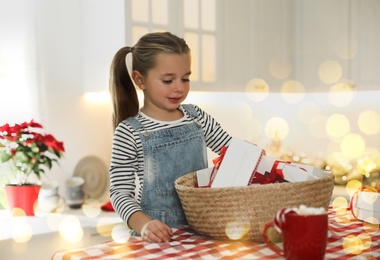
[65,177,85,209]
[38,180,61,212]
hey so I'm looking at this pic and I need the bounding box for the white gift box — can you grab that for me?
[291,162,327,179]
[280,164,318,182]
[356,191,380,211]
[196,167,213,187]
[352,191,380,223]
[354,208,380,224]
[211,137,265,188]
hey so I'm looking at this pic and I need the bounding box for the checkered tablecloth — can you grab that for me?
[52,209,380,259]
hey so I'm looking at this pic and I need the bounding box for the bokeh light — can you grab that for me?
[318,60,342,84]
[82,199,102,218]
[111,224,131,243]
[331,197,352,224]
[281,80,304,93]
[326,152,352,177]
[269,55,292,79]
[225,221,250,240]
[59,215,84,243]
[357,149,380,176]
[357,155,379,176]
[96,217,119,237]
[11,221,33,243]
[334,208,351,225]
[363,218,379,234]
[281,80,305,104]
[332,196,348,212]
[245,78,269,102]
[328,81,355,107]
[357,233,372,250]
[265,117,289,141]
[358,110,380,135]
[342,234,363,255]
[326,114,350,139]
[11,208,26,217]
[340,133,366,160]
[345,180,362,197]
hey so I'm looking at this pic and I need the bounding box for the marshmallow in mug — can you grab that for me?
[291,205,327,215]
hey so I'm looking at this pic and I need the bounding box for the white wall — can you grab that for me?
[34,0,115,201]
[2,0,380,201]
[0,0,40,123]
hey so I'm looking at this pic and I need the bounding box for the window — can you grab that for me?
[130,0,170,43]
[183,0,216,83]
[127,0,217,90]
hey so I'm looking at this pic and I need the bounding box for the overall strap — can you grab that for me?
[181,104,198,119]
[125,117,144,130]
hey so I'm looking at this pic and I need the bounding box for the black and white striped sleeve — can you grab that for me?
[109,122,142,226]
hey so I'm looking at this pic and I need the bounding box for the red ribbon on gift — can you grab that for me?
[208,146,228,187]
[212,146,228,166]
[249,172,269,184]
[269,160,290,181]
[250,160,289,185]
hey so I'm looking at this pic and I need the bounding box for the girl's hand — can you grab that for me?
[141,220,173,243]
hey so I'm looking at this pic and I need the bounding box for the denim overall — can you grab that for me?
[126,104,207,228]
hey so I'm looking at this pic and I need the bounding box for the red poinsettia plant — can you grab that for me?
[0,120,65,185]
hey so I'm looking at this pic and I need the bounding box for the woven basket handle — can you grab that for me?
[262,222,284,256]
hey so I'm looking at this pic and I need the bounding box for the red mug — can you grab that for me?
[262,208,328,260]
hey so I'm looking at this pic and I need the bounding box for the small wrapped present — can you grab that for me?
[351,187,380,224]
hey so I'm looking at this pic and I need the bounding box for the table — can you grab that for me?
[52,208,380,259]
[0,208,124,260]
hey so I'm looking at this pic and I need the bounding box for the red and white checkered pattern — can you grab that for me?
[52,208,380,259]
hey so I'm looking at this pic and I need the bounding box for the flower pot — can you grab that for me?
[4,184,41,216]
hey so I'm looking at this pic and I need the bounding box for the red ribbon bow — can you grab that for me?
[208,146,228,186]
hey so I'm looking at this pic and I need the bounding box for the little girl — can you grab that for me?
[109,32,231,243]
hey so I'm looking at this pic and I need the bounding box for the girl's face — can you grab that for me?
[134,53,191,120]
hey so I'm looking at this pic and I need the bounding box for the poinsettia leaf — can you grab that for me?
[0,152,11,163]
[42,157,52,169]
[14,151,29,163]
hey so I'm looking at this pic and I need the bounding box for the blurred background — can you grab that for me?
[1,0,380,208]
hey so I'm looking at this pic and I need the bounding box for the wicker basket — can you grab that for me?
[175,172,334,242]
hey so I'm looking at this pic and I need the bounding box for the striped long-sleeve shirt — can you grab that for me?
[109,104,231,226]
